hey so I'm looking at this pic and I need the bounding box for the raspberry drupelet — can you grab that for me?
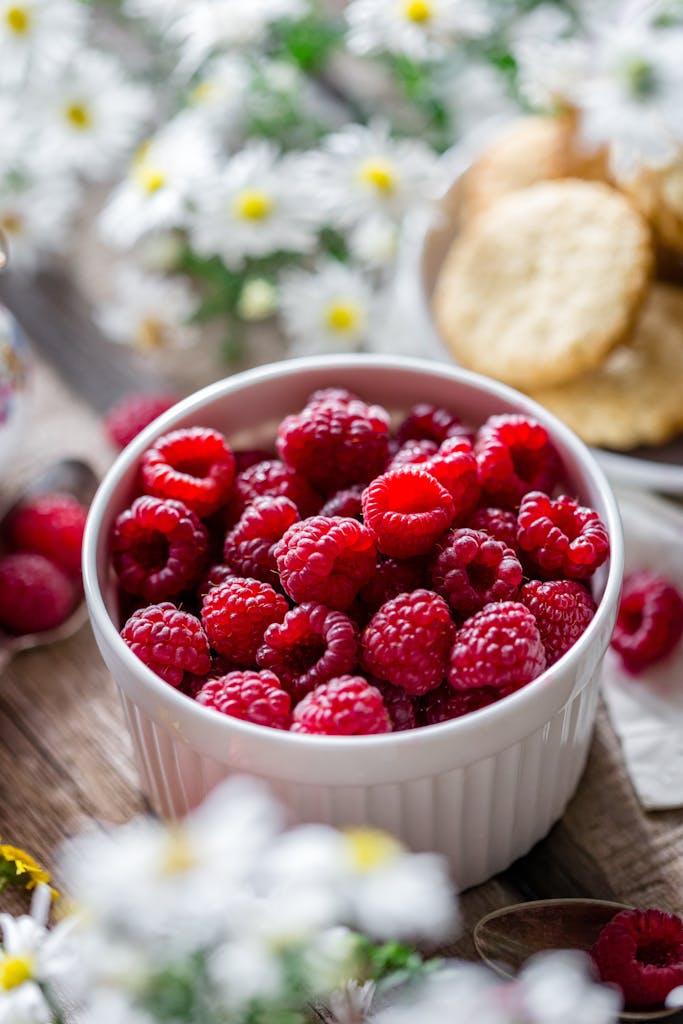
[141,427,236,518]
[521,579,596,665]
[232,459,322,521]
[476,414,562,508]
[430,527,523,617]
[120,602,211,687]
[0,552,76,634]
[396,403,472,446]
[223,495,299,587]
[448,601,546,691]
[387,439,439,472]
[423,437,481,522]
[201,576,288,663]
[275,516,376,611]
[610,571,683,674]
[466,506,519,551]
[591,908,683,1009]
[517,491,610,580]
[361,466,455,558]
[196,669,291,730]
[291,675,391,735]
[6,492,88,578]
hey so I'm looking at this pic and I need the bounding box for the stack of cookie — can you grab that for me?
[432,116,683,451]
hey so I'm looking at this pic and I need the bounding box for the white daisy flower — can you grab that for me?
[237,278,279,321]
[435,61,517,145]
[123,0,186,29]
[348,214,399,269]
[345,0,491,61]
[76,988,156,1024]
[278,263,375,356]
[97,268,201,355]
[0,0,86,85]
[516,951,622,1024]
[183,54,249,137]
[0,96,32,172]
[516,35,592,113]
[0,173,79,271]
[187,141,326,269]
[207,938,283,1009]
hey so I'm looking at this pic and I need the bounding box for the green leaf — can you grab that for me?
[272,14,344,72]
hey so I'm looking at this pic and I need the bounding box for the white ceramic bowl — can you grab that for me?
[83,355,624,890]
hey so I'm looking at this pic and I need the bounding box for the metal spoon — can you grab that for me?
[474,898,680,1022]
[0,458,99,672]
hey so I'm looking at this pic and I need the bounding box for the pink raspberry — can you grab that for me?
[371,678,418,731]
[521,579,596,665]
[592,909,683,1009]
[223,496,299,586]
[361,589,454,696]
[517,491,610,580]
[387,439,439,471]
[233,460,321,520]
[319,485,365,520]
[275,516,376,611]
[448,601,546,691]
[361,467,455,558]
[419,684,504,726]
[291,675,391,735]
[476,414,562,507]
[466,506,518,550]
[201,577,288,663]
[358,556,428,615]
[196,669,291,730]
[112,496,208,601]
[277,398,390,494]
[610,571,683,674]
[6,491,87,577]
[120,602,211,687]
[396,403,472,445]
[104,392,179,450]
[256,602,358,703]
[423,437,481,521]
[0,552,76,634]
[430,528,522,617]
[141,427,236,518]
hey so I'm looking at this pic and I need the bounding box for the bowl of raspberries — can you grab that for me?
[83,354,623,889]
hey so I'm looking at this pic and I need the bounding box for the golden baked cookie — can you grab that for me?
[528,284,683,450]
[620,158,683,255]
[433,179,653,390]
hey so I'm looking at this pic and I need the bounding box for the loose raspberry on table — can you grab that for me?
[0,552,76,634]
[6,491,88,577]
[196,669,291,729]
[419,684,503,726]
[291,675,391,735]
[223,495,299,587]
[430,528,523,617]
[141,427,236,518]
[256,602,358,703]
[120,602,211,688]
[319,485,365,521]
[423,437,481,522]
[387,439,439,472]
[112,496,208,602]
[396,403,472,445]
[201,577,288,663]
[521,579,596,665]
[448,601,546,691]
[361,589,454,695]
[275,516,376,611]
[466,506,519,551]
[371,677,418,731]
[592,908,683,1009]
[610,571,683,674]
[476,414,562,508]
[358,555,428,615]
[277,398,390,494]
[232,460,321,521]
[517,491,610,580]
[361,466,455,558]
[104,392,180,450]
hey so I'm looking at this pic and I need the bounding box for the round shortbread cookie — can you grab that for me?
[528,284,683,450]
[433,179,653,390]
[621,159,683,255]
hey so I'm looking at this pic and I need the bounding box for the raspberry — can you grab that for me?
[423,437,481,521]
[223,496,299,587]
[197,563,235,600]
[291,675,391,735]
[120,602,211,688]
[419,684,503,726]
[319,485,365,521]
[371,678,418,731]
[361,467,455,558]
[466,506,518,550]
[306,387,360,406]
[591,908,683,1009]
[234,448,274,473]
[112,496,208,601]
[448,601,546,691]
[196,669,291,729]
[6,491,87,577]
[233,460,321,520]
[141,427,236,518]
[431,528,522,617]
[387,439,439,471]
[201,577,288,663]
[476,414,562,507]
[396,403,471,445]
[104,392,179,450]
[0,553,76,634]
[521,579,596,665]
[277,398,390,494]
[517,492,610,580]
[256,602,358,703]
[275,516,376,611]
[358,556,428,615]
[610,571,683,674]
[361,589,454,696]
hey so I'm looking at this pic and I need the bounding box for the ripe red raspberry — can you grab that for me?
[419,684,503,726]
[387,439,439,471]
[361,467,455,558]
[120,602,211,687]
[233,448,274,473]
[0,553,76,634]
[361,589,454,695]
[466,506,518,550]
[197,563,235,600]
[275,516,376,611]
[196,669,291,729]
[319,485,365,521]
[358,556,428,615]
[423,437,481,521]
[521,579,596,665]
[141,427,236,518]
[306,387,360,406]
[104,392,179,450]
[431,528,522,617]
[396,403,472,445]
[223,496,299,587]
[517,491,610,580]
[112,496,208,601]
[233,460,321,520]
[371,678,418,731]
[591,908,683,1009]
[6,491,87,577]
[277,398,390,494]
[476,414,562,507]
[291,675,391,735]
[202,577,288,663]
[256,602,358,703]
[448,601,546,691]
[610,571,683,674]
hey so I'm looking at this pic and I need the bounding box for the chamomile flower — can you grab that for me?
[0,174,79,271]
[348,214,399,269]
[97,268,200,355]
[183,55,249,138]
[207,938,283,1009]
[0,0,86,85]
[345,0,491,61]
[278,263,374,356]
[515,951,622,1024]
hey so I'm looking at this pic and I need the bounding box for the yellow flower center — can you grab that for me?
[0,213,23,236]
[135,317,167,352]
[357,158,397,196]
[189,80,218,105]
[401,0,433,24]
[136,166,166,194]
[159,829,197,876]
[324,300,362,335]
[233,189,273,222]
[64,102,92,131]
[344,828,403,871]
[0,954,34,991]
[5,5,31,35]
